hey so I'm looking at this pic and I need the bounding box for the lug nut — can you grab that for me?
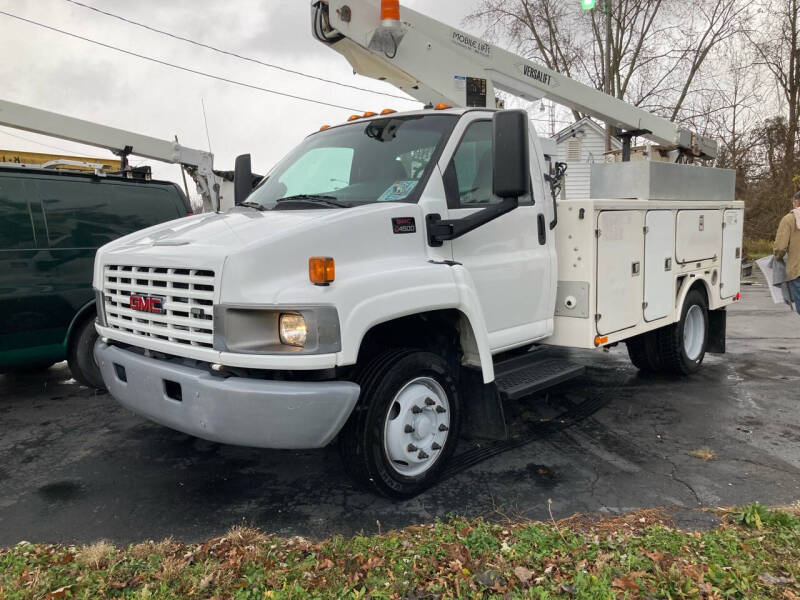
[412,405,423,414]
[407,443,418,452]
[425,397,435,406]
[439,424,449,432]
[418,450,429,459]
[431,442,442,450]
[404,424,415,433]
[435,406,446,413]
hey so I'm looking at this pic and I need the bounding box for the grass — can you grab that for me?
[1,505,799,599]
[744,237,775,260]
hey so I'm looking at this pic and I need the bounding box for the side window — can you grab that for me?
[278,147,354,197]
[448,120,533,208]
[39,179,112,249]
[0,177,36,250]
[39,179,180,249]
[451,121,496,206]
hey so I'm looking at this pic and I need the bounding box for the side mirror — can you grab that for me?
[492,110,531,199]
[234,153,253,205]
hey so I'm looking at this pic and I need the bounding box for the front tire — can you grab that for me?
[67,316,106,390]
[658,289,709,375]
[338,349,461,499]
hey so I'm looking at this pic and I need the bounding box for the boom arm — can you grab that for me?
[0,99,219,210]
[313,0,717,159]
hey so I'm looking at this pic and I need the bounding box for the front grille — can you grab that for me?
[103,265,215,349]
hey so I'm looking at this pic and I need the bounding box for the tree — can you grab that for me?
[748,0,800,191]
[467,0,749,124]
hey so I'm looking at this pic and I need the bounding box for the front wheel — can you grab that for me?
[67,316,106,390]
[338,350,460,499]
[658,289,709,375]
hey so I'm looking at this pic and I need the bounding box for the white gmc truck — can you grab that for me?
[92,0,744,497]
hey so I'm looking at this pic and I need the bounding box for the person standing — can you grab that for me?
[774,191,800,315]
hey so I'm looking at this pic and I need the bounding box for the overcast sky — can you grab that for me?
[0,0,484,200]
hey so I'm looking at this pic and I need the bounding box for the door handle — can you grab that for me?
[537,213,547,245]
[632,261,641,276]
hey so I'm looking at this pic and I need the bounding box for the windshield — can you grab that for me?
[246,114,457,209]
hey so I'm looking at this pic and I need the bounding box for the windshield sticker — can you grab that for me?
[379,180,418,202]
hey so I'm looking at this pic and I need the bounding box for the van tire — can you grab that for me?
[338,349,460,499]
[626,330,662,372]
[67,316,105,390]
[658,289,709,376]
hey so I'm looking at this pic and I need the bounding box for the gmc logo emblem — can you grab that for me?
[129,295,163,314]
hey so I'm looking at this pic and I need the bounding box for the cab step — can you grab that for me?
[493,353,585,400]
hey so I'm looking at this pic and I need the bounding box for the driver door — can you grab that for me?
[442,115,554,351]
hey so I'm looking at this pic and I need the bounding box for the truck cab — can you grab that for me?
[92,108,562,495]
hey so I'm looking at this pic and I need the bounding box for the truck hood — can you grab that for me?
[93,204,432,296]
[112,208,333,250]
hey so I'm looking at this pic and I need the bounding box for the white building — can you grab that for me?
[551,117,621,199]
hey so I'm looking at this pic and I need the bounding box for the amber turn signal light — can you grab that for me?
[594,335,609,347]
[309,257,335,286]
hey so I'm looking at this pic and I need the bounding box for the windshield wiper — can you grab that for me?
[275,194,350,208]
[239,201,266,211]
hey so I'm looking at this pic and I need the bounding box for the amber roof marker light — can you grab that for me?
[381,0,401,23]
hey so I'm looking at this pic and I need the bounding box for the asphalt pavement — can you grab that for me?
[1,278,799,546]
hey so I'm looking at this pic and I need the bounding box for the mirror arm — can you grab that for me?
[544,161,567,230]
[426,197,519,247]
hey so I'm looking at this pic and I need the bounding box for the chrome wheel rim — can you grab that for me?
[683,304,705,361]
[382,376,450,477]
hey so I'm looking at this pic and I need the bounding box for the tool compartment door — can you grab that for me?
[644,210,675,322]
[721,209,743,299]
[676,210,722,263]
[596,210,645,335]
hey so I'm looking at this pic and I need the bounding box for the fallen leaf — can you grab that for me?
[474,570,507,589]
[45,585,73,600]
[612,576,639,591]
[199,573,214,590]
[760,573,795,586]
[690,447,716,461]
[514,566,535,584]
[594,552,614,569]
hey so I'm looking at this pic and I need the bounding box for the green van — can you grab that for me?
[0,166,192,388]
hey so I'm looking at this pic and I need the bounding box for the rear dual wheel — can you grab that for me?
[339,350,460,499]
[626,289,708,376]
[659,289,708,375]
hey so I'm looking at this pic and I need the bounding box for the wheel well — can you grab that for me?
[357,310,468,372]
[65,301,96,351]
[677,276,710,310]
[688,280,709,306]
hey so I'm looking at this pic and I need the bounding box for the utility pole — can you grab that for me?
[604,0,612,152]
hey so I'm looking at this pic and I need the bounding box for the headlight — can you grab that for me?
[279,313,307,347]
[214,306,340,354]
